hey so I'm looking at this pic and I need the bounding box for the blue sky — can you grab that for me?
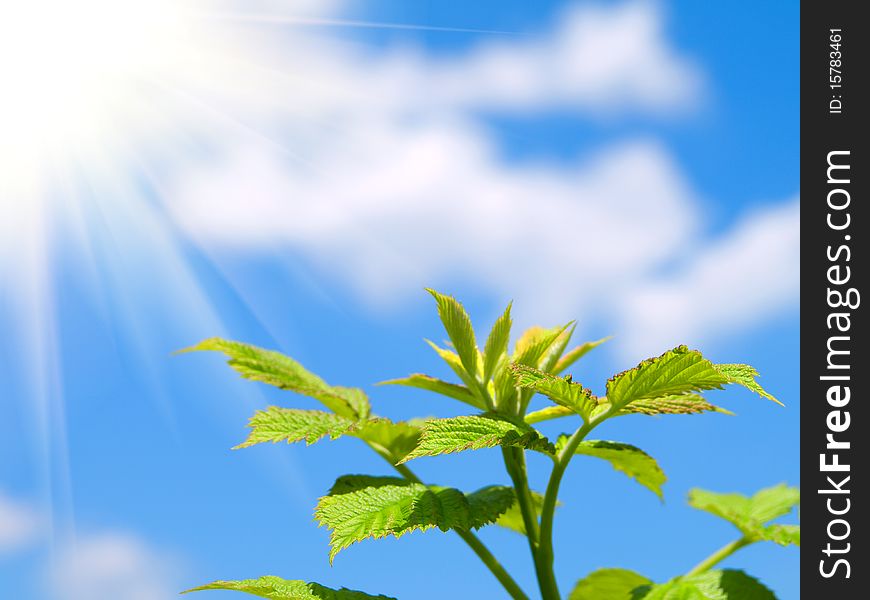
[0,1,798,599]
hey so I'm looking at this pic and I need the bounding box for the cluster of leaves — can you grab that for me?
[570,484,800,599]
[181,290,798,600]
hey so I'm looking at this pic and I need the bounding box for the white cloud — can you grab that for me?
[52,533,181,600]
[170,133,697,317]
[164,0,797,352]
[617,199,800,360]
[1,490,181,599]
[0,491,42,555]
[248,1,700,118]
[0,490,188,594]
[168,1,704,313]
[427,1,702,113]
[191,0,703,129]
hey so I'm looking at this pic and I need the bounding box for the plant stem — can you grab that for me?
[454,529,529,600]
[502,446,552,596]
[502,448,540,545]
[687,537,752,576]
[536,415,604,600]
[368,443,529,600]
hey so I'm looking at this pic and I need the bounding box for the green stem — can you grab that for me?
[502,447,552,600]
[454,529,529,600]
[536,414,606,600]
[502,448,540,545]
[687,537,752,576]
[369,444,529,600]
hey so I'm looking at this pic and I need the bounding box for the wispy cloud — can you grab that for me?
[51,532,182,600]
[425,1,703,113]
[166,1,795,351]
[1,489,181,599]
[0,491,42,555]
[184,1,701,124]
[618,198,800,359]
[2,0,793,372]
[169,136,699,317]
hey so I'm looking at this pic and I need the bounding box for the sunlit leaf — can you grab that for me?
[539,324,575,373]
[496,490,546,536]
[616,394,732,417]
[553,336,612,375]
[569,568,653,600]
[184,576,394,599]
[512,364,599,421]
[513,324,573,369]
[714,364,782,405]
[483,302,513,382]
[688,484,800,545]
[426,289,479,378]
[424,340,486,405]
[378,373,483,409]
[181,338,369,419]
[566,439,667,499]
[351,419,423,464]
[524,405,575,425]
[606,346,729,411]
[640,570,776,600]
[235,408,357,449]
[400,413,554,463]
[315,476,513,562]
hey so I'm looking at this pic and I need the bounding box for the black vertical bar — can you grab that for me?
[802,1,866,595]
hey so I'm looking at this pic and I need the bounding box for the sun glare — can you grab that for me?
[0,0,193,179]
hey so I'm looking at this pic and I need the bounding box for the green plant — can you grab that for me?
[181,290,799,600]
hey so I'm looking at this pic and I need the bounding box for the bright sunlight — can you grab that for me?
[0,0,202,181]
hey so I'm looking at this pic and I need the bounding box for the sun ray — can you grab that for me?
[0,0,441,564]
[195,12,525,36]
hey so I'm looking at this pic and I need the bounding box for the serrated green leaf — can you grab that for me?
[315,476,513,561]
[616,394,732,417]
[689,484,800,526]
[759,524,800,547]
[496,490,546,535]
[525,405,576,424]
[513,324,573,368]
[571,569,776,600]
[539,324,576,373]
[606,346,730,411]
[350,419,423,464]
[714,364,782,406]
[513,323,572,413]
[513,326,546,357]
[181,339,369,419]
[235,408,357,449]
[483,302,513,382]
[640,570,776,600]
[688,484,800,544]
[494,354,519,412]
[183,576,394,599]
[569,568,653,600]
[466,485,519,526]
[426,289,479,378]
[400,413,554,463]
[326,475,408,495]
[554,336,612,375]
[512,364,599,421]
[234,410,424,464]
[564,439,666,499]
[377,373,483,409]
[424,340,486,403]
